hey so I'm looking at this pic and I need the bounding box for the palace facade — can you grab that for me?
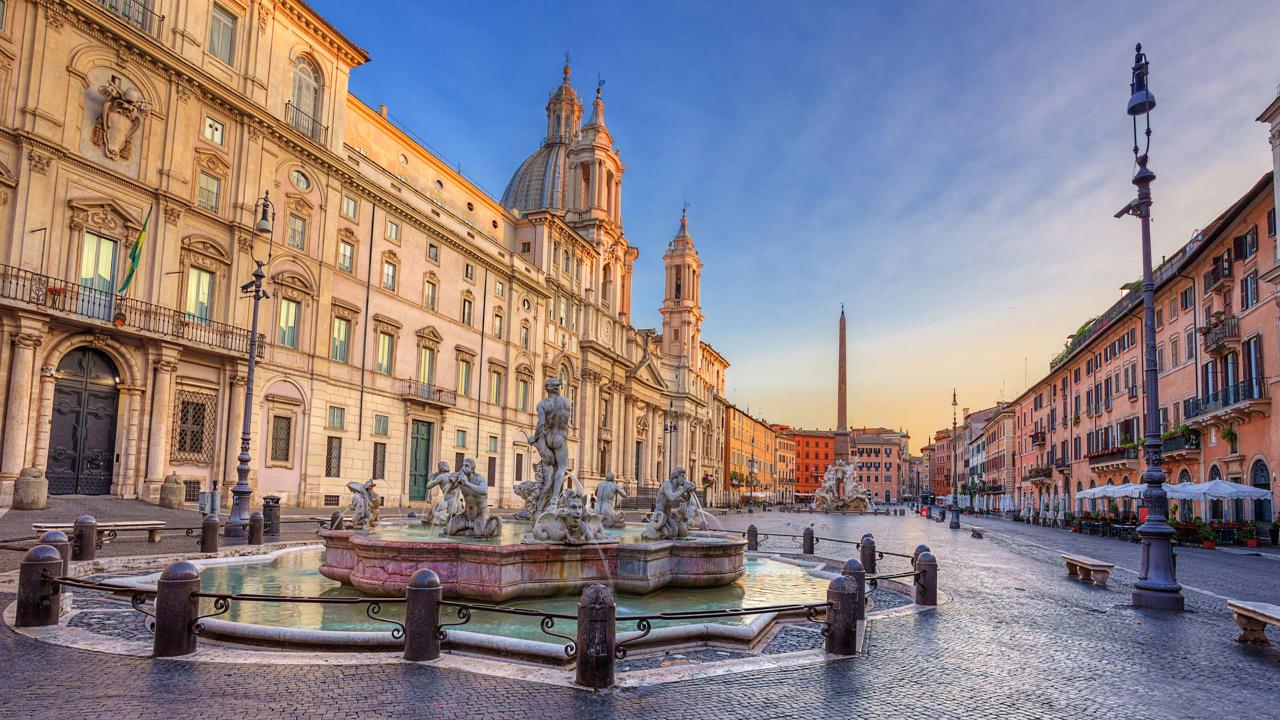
[0,0,728,509]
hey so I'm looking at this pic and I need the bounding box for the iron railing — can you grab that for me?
[438,600,579,657]
[1030,430,1047,446]
[1202,315,1240,352]
[1203,259,1233,294]
[398,379,458,406]
[285,102,328,144]
[96,0,164,38]
[0,264,262,357]
[1087,447,1139,467]
[1161,431,1201,454]
[1187,378,1268,418]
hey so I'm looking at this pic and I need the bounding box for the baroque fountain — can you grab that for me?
[318,378,746,601]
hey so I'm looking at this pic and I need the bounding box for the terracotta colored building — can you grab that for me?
[724,403,775,504]
[787,428,835,498]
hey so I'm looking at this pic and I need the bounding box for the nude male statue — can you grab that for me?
[593,471,628,528]
[421,461,460,526]
[444,458,501,538]
[530,377,572,512]
[641,467,698,540]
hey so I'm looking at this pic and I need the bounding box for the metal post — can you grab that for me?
[950,391,960,529]
[404,569,442,661]
[747,524,758,551]
[915,551,938,606]
[802,526,815,554]
[153,561,201,657]
[247,512,264,546]
[825,559,863,655]
[72,515,97,561]
[38,530,71,580]
[227,257,267,539]
[860,533,877,574]
[574,584,616,689]
[200,514,220,553]
[1121,46,1183,612]
[16,545,62,627]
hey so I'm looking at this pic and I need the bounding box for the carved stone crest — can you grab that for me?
[91,76,149,161]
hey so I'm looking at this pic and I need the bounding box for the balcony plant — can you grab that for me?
[1242,522,1259,548]
[1220,426,1238,444]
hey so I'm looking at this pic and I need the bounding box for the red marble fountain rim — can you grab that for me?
[333,530,745,552]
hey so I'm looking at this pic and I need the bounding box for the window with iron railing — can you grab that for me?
[99,0,163,36]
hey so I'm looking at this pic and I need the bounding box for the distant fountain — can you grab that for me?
[813,460,874,513]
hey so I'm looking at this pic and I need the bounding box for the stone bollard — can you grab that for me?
[153,561,201,657]
[329,510,343,531]
[575,584,617,690]
[912,544,931,569]
[825,559,864,655]
[200,514,220,553]
[262,496,281,536]
[747,524,758,551]
[403,568,442,661]
[248,512,264,546]
[13,467,48,510]
[16,545,62,627]
[802,527,815,555]
[860,534,877,574]
[843,558,868,621]
[915,552,938,606]
[72,515,97,561]
[38,530,71,581]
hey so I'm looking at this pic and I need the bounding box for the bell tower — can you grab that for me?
[660,208,703,367]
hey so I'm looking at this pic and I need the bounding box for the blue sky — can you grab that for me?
[311,0,1280,445]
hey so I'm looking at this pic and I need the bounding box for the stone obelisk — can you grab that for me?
[835,306,850,462]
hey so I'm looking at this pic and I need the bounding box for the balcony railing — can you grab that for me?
[1161,431,1201,455]
[0,264,260,356]
[1025,466,1052,481]
[285,102,328,144]
[1030,430,1047,446]
[1203,260,1233,294]
[399,379,457,407]
[1088,447,1139,467]
[1186,378,1268,418]
[97,0,164,38]
[1202,315,1240,352]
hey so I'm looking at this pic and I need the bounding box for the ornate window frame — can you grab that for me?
[335,227,358,274]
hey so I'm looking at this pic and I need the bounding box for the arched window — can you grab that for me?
[1209,465,1223,520]
[290,57,323,138]
[602,263,613,306]
[1250,460,1272,523]
[1177,469,1194,521]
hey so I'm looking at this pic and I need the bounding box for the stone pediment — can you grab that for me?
[271,265,317,297]
[68,197,143,239]
[416,325,443,345]
[181,235,232,267]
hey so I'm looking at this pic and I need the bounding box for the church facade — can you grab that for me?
[0,0,727,509]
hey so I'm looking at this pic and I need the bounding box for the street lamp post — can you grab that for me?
[226,191,274,540]
[1118,45,1183,610]
[950,390,960,529]
[747,453,758,515]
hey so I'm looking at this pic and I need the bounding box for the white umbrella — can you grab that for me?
[1174,479,1270,500]
[1106,482,1146,499]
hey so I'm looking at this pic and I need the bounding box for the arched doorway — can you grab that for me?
[47,347,119,495]
[1250,460,1272,523]
[1177,469,1194,521]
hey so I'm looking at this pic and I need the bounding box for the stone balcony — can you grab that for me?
[1201,315,1240,355]
[1186,379,1270,429]
[399,379,458,408]
[1160,431,1201,461]
[1087,447,1139,472]
[1030,430,1047,446]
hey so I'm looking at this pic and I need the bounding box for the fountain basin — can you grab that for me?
[319,529,747,601]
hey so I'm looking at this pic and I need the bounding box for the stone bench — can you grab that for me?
[1060,553,1114,587]
[970,527,984,538]
[33,520,167,544]
[1227,600,1280,645]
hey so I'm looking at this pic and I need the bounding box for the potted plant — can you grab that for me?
[1242,522,1259,549]
[1200,523,1216,550]
[1221,426,1237,444]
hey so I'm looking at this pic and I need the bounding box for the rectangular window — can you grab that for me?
[208,5,237,64]
[325,436,342,477]
[287,214,307,250]
[331,316,351,362]
[277,298,300,348]
[1240,226,1258,260]
[517,378,529,412]
[172,391,216,464]
[488,435,498,453]
[184,267,214,322]
[495,281,505,298]
[270,416,292,463]
[1180,286,1194,311]
[465,263,475,280]
[1268,207,1277,238]
[1170,336,1179,369]
[386,219,400,242]
[342,195,358,220]
[520,324,530,350]
[455,429,467,448]
[428,243,439,262]
[418,346,436,384]
[376,332,394,374]
[1185,329,1195,362]
[382,261,398,291]
[338,241,355,273]
[203,116,225,145]
[197,171,221,212]
[488,456,497,487]
[492,312,503,338]
[373,442,387,480]
[461,298,473,325]
[327,406,346,430]
[489,370,503,405]
[424,281,437,311]
[373,414,389,437]
[1242,271,1259,310]
[457,359,472,396]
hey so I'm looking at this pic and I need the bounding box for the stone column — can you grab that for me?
[118,387,143,498]
[144,351,180,503]
[223,372,247,508]
[1,325,44,503]
[621,395,634,487]
[31,367,56,471]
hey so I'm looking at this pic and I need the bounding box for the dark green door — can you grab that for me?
[409,420,432,501]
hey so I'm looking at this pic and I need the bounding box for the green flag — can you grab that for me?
[117,206,152,294]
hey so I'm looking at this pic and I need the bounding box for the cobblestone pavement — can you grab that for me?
[2,510,1279,719]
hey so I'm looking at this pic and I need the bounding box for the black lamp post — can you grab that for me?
[226,191,274,539]
[949,389,960,529]
[1117,45,1183,610]
[747,453,758,514]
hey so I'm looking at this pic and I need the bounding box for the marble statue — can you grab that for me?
[513,462,553,521]
[92,75,149,161]
[529,378,572,512]
[592,472,627,529]
[420,461,461,526]
[345,479,381,529]
[441,458,501,538]
[813,459,873,513]
[529,483,605,545]
[641,467,701,540]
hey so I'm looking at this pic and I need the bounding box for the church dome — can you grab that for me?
[500,142,570,212]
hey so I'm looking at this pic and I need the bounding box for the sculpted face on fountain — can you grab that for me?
[529,482,606,545]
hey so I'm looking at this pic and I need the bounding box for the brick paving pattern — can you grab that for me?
[1,507,1278,718]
